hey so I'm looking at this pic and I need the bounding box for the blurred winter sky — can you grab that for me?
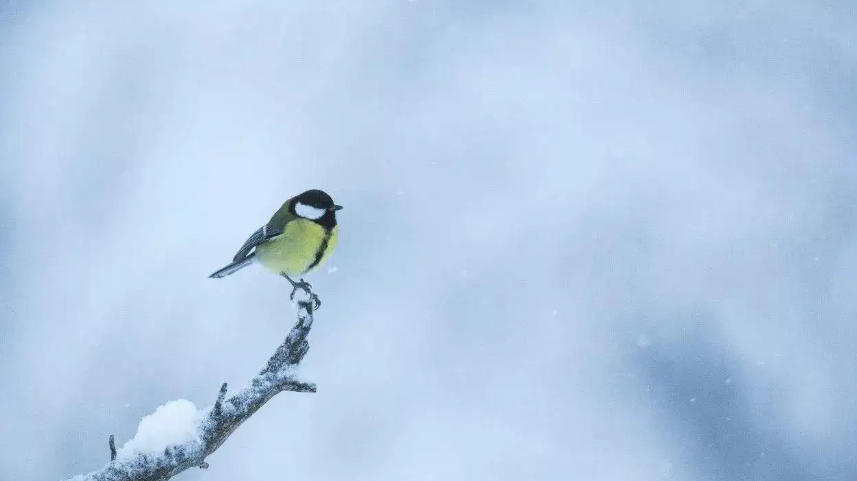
[1,1,856,480]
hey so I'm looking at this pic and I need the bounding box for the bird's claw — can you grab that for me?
[308,293,321,311]
[287,277,322,310]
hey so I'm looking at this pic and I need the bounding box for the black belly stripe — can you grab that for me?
[304,229,333,274]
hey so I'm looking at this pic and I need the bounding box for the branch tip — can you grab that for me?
[214,382,228,415]
[281,380,317,393]
[108,434,116,462]
[199,461,210,470]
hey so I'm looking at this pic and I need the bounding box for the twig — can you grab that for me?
[63,297,319,481]
[213,383,228,417]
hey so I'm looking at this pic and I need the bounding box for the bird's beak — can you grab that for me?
[330,205,343,211]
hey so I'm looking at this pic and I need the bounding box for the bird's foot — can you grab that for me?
[284,276,321,310]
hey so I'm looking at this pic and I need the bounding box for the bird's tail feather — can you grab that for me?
[209,253,256,278]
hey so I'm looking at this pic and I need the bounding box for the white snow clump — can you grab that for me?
[118,399,205,460]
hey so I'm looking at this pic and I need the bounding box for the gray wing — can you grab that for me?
[231,225,283,261]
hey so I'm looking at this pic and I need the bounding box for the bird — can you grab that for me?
[209,189,342,309]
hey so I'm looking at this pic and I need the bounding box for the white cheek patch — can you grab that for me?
[295,202,327,220]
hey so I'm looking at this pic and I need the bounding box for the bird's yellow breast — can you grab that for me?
[255,220,338,277]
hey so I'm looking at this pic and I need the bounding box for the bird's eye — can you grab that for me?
[295,202,327,220]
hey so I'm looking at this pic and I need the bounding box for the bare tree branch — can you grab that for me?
[65,297,319,481]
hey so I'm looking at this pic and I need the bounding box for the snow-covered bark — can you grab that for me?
[64,296,318,481]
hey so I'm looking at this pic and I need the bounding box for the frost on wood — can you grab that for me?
[64,296,319,481]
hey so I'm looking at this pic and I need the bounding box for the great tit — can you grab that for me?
[209,189,342,309]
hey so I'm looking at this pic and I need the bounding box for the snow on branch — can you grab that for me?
[65,295,319,481]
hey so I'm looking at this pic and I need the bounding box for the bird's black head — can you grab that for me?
[291,189,342,229]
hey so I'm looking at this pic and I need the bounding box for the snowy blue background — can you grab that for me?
[1,1,857,480]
